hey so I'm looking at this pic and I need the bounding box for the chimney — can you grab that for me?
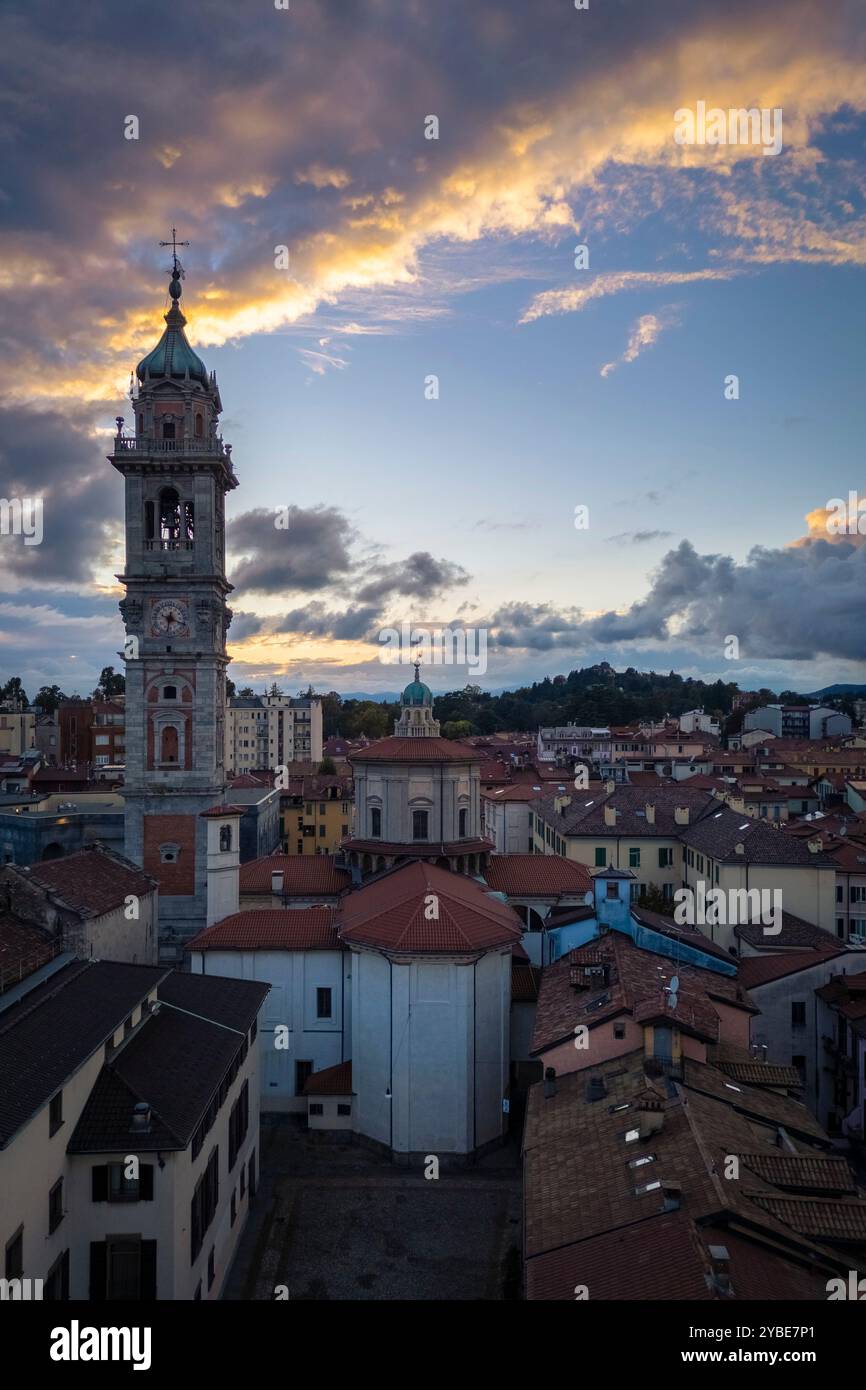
[130,1102,152,1133]
[645,803,656,825]
[543,1066,557,1100]
[674,806,690,825]
[605,779,616,794]
[638,1098,665,1139]
[807,838,821,854]
[271,869,285,896]
[554,794,572,814]
[604,804,618,828]
[707,1244,732,1294]
[734,842,745,855]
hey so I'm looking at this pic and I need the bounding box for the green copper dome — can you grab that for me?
[402,677,433,706]
[136,268,209,385]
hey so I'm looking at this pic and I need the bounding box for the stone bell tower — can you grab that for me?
[109,236,238,961]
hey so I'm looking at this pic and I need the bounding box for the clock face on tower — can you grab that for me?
[150,597,190,637]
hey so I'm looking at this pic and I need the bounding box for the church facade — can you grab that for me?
[110,259,237,961]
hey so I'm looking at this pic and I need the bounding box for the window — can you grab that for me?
[163,685,177,701]
[5,1227,23,1280]
[219,824,232,852]
[635,1180,662,1195]
[459,808,468,838]
[49,1090,63,1136]
[370,807,382,838]
[162,419,176,441]
[295,1060,313,1096]
[606,881,618,899]
[412,809,429,841]
[159,842,180,864]
[228,1081,249,1171]
[337,1103,351,1116]
[45,1249,69,1301]
[316,987,332,1019]
[629,847,641,868]
[309,1103,324,1116]
[627,1154,655,1169]
[195,412,204,438]
[658,847,673,868]
[190,1148,219,1264]
[92,1163,154,1203]
[624,1128,640,1143]
[318,825,326,837]
[791,1001,806,1027]
[49,1177,64,1234]
[595,848,606,867]
[613,1021,626,1040]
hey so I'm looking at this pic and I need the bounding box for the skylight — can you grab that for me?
[609,1103,630,1114]
[724,1082,742,1092]
[635,1180,662,1195]
[628,1154,656,1168]
[624,1128,640,1143]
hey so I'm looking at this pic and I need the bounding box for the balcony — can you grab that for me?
[113,434,232,465]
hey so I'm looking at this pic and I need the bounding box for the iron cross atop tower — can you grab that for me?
[159,227,190,275]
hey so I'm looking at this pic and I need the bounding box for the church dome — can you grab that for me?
[402,677,433,707]
[136,268,209,385]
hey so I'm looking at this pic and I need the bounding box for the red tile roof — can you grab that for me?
[512,961,541,1003]
[737,945,845,989]
[239,854,350,896]
[338,861,522,954]
[303,1060,353,1096]
[349,736,477,764]
[484,854,592,897]
[186,908,338,952]
[26,847,157,919]
[200,803,245,818]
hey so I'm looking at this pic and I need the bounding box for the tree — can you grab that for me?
[237,686,256,698]
[636,884,672,915]
[318,756,337,775]
[442,719,473,740]
[94,666,125,700]
[34,685,66,714]
[0,676,28,708]
[225,678,236,699]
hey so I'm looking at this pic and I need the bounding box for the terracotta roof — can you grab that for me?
[344,836,492,856]
[338,861,522,954]
[484,854,592,897]
[187,908,338,952]
[744,1193,866,1242]
[717,1060,803,1089]
[526,1208,715,1301]
[738,1153,857,1194]
[349,736,477,764]
[735,913,845,952]
[303,1060,353,1096]
[512,962,541,1002]
[24,847,157,920]
[531,932,750,1056]
[200,803,246,818]
[0,917,59,992]
[737,947,845,990]
[239,854,350,896]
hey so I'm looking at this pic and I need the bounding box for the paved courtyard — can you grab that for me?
[225,1117,522,1301]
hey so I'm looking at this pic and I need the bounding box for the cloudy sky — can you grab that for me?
[0,0,865,698]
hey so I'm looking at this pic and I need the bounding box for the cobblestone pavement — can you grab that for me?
[224,1116,522,1301]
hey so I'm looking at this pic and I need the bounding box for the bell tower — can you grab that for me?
[109,236,238,961]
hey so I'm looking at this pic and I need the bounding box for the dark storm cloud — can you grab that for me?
[227,505,357,595]
[355,551,469,603]
[485,539,866,662]
[0,407,120,583]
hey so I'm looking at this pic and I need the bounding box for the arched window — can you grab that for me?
[195,412,204,438]
[219,824,232,852]
[160,726,179,763]
[159,489,181,545]
[459,808,468,838]
[162,418,176,441]
[163,686,177,701]
[370,807,382,838]
[412,809,429,841]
